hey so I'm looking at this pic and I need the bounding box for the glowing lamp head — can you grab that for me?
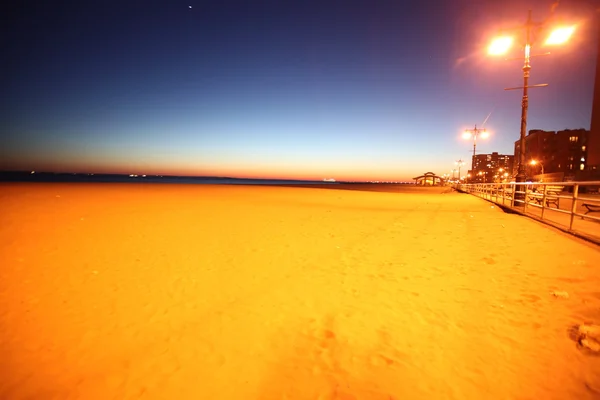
[462,131,472,139]
[545,26,575,45]
[530,160,538,166]
[488,36,513,55]
[480,130,489,138]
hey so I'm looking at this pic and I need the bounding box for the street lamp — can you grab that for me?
[530,159,544,178]
[488,10,575,196]
[495,168,507,183]
[462,125,490,160]
[462,125,489,179]
[455,159,465,181]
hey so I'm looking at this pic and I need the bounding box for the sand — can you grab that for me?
[1,183,599,400]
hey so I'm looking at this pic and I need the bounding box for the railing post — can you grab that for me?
[510,182,515,208]
[570,184,579,230]
[523,184,529,212]
[541,184,547,220]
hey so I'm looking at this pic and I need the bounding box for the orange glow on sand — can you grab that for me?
[1,183,599,399]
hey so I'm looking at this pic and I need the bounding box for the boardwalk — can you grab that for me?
[467,188,600,244]
[1,183,599,399]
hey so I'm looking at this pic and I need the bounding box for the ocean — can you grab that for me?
[0,171,337,186]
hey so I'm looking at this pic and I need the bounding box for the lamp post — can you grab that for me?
[455,159,465,181]
[462,125,489,171]
[530,159,544,179]
[488,10,574,201]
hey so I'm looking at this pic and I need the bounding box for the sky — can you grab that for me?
[1,0,599,181]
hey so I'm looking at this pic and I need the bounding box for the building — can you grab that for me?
[587,14,600,177]
[513,129,589,181]
[469,152,514,183]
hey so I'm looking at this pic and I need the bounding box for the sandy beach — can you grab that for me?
[1,182,599,400]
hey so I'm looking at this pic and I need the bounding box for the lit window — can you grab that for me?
[581,157,585,162]
[582,146,586,151]
[580,164,585,170]
[569,164,573,170]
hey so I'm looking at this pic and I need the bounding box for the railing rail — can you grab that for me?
[457,181,600,243]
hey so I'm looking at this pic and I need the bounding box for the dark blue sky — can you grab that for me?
[1,0,598,180]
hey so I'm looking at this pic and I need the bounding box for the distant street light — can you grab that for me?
[530,159,544,177]
[488,10,575,198]
[462,125,490,159]
[455,159,465,181]
[495,168,509,183]
[462,125,489,174]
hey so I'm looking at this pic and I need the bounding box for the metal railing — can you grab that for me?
[457,181,600,242]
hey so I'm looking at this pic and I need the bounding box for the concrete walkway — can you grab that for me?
[466,189,600,244]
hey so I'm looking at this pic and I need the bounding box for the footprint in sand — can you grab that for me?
[569,323,600,354]
[369,354,395,367]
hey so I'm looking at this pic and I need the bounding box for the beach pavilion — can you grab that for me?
[412,172,444,185]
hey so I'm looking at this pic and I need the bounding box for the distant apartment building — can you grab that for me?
[469,152,514,183]
[513,128,589,180]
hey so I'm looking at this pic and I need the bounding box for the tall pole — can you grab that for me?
[536,161,544,175]
[464,125,487,173]
[456,159,464,181]
[516,10,533,184]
